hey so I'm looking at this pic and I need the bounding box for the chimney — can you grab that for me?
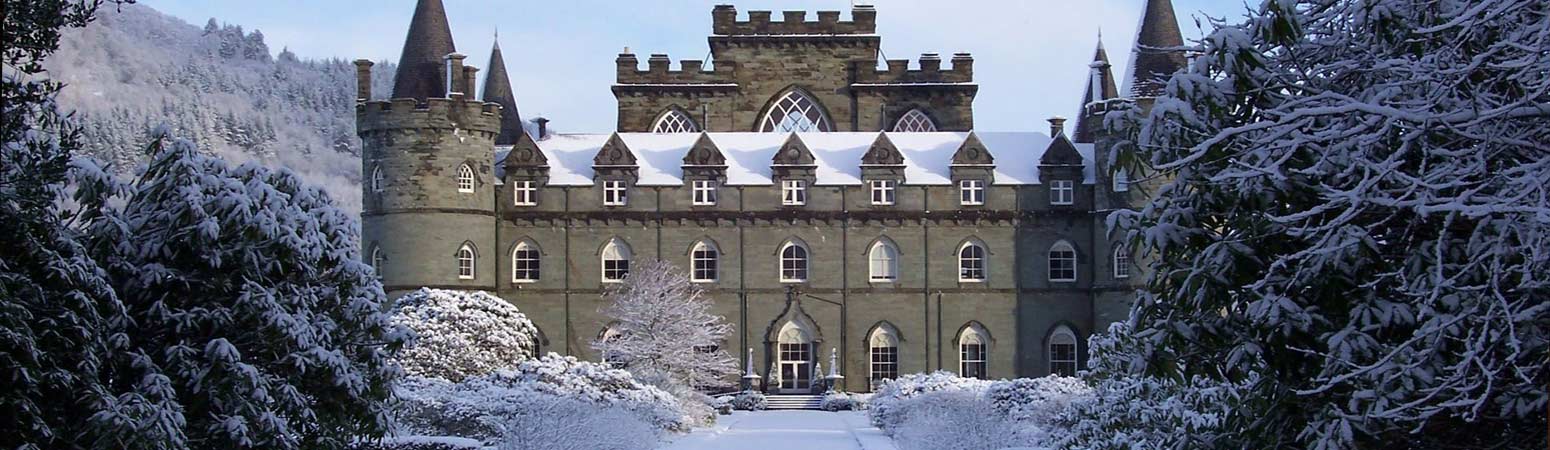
[444,52,467,97]
[462,65,479,101]
[1048,116,1067,136]
[353,59,374,101]
[533,117,550,140]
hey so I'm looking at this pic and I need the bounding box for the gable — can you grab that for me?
[951,132,995,166]
[770,133,816,166]
[682,133,727,167]
[861,132,905,166]
[501,130,548,168]
[592,133,637,167]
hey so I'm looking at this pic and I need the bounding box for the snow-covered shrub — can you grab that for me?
[349,436,486,450]
[868,371,991,430]
[1051,323,1243,450]
[80,131,409,448]
[392,288,538,381]
[1105,0,1550,447]
[492,395,657,450]
[886,390,1044,450]
[730,390,766,411]
[985,376,1091,423]
[593,259,736,390]
[821,391,856,411]
[393,353,688,444]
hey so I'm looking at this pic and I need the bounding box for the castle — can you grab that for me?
[357,0,1187,392]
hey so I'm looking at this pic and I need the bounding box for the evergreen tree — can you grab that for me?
[1108,0,1550,448]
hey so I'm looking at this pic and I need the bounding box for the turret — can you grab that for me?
[1121,0,1188,104]
[359,0,501,295]
[482,36,524,145]
[1073,34,1117,144]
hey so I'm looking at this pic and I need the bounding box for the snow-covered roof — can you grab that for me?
[496,132,1094,186]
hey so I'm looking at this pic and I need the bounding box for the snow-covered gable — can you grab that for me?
[497,132,1095,186]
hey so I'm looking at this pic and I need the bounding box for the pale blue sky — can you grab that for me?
[141,0,1251,132]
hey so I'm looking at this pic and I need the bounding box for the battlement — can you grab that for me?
[854,53,975,85]
[711,5,876,36]
[356,95,504,135]
[615,53,737,84]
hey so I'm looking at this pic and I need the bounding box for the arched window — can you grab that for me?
[958,241,986,282]
[456,164,475,193]
[512,242,540,282]
[959,324,989,379]
[892,109,937,132]
[779,241,809,282]
[776,320,815,391]
[369,245,384,270]
[868,240,898,282]
[651,108,699,133]
[1048,241,1077,282]
[371,165,385,193]
[1113,245,1131,279]
[1049,326,1078,376]
[691,241,718,282]
[601,239,632,282]
[456,243,476,280]
[868,325,899,385]
[758,89,833,132]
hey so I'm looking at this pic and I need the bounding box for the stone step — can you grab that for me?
[765,395,824,410]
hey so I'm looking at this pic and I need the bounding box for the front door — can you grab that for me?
[778,342,811,392]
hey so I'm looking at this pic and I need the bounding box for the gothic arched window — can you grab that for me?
[759,89,833,132]
[691,241,718,282]
[601,239,632,282]
[512,241,540,282]
[868,240,898,282]
[958,241,986,282]
[892,109,937,132]
[1049,325,1078,376]
[651,108,699,133]
[779,241,809,282]
[456,243,476,280]
[456,164,475,193]
[868,325,899,384]
[959,324,989,379]
[371,165,385,193]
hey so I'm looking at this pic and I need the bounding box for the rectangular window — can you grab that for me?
[692,246,718,282]
[782,180,806,206]
[960,344,987,379]
[1051,343,1077,377]
[603,180,628,206]
[870,346,898,383]
[959,179,985,206]
[692,180,718,206]
[603,258,630,281]
[1051,180,1074,205]
[513,181,537,206]
[870,180,896,205]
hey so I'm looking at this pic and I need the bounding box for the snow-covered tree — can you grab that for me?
[392,288,539,382]
[592,259,736,391]
[1106,0,1550,448]
[80,131,410,449]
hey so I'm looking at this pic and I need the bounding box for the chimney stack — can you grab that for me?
[1048,116,1067,136]
[462,65,479,101]
[444,52,467,97]
[353,59,374,101]
[533,117,550,140]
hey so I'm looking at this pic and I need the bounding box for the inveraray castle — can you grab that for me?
[357,0,1188,392]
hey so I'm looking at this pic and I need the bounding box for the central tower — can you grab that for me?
[613,5,977,133]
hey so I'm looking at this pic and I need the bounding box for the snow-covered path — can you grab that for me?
[658,410,898,450]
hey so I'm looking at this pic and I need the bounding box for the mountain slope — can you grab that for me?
[45,4,395,213]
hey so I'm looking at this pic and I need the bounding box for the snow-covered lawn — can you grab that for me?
[659,411,897,450]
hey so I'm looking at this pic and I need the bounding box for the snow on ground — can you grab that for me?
[659,410,898,450]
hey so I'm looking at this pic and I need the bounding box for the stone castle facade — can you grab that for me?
[357,0,1187,392]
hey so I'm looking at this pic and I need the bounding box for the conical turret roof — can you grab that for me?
[1121,0,1187,98]
[391,0,457,101]
[483,39,524,145]
[1074,36,1118,143]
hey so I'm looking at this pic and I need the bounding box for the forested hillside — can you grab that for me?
[45,4,395,213]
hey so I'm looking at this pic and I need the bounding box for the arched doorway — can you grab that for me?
[776,322,814,393]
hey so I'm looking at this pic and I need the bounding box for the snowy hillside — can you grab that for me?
[45,4,395,214]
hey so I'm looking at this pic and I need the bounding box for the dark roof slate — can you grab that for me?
[391,0,457,101]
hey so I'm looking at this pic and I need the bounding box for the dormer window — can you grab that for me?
[782,180,807,206]
[1051,180,1074,205]
[513,181,537,206]
[870,180,896,205]
[603,180,628,206]
[692,180,718,206]
[959,179,985,206]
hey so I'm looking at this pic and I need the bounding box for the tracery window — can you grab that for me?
[371,165,385,193]
[759,89,833,132]
[1113,245,1131,279]
[651,109,699,133]
[892,109,937,132]
[456,164,475,193]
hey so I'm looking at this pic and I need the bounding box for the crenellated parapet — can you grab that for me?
[615,53,738,85]
[711,5,876,36]
[356,96,504,137]
[855,53,975,85]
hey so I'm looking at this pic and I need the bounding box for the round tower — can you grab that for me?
[355,0,500,295]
